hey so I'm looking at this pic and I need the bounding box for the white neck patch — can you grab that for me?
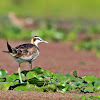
[34,40,41,47]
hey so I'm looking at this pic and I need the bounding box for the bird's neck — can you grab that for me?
[31,39,38,47]
[34,41,38,47]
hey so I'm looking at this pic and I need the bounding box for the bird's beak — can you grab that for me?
[42,40,48,44]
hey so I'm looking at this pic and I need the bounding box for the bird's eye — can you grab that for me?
[34,38,36,41]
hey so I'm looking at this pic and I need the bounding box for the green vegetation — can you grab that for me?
[0,20,78,41]
[70,23,100,57]
[31,29,66,41]
[31,28,77,41]
[0,25,65,41]
[75,95,100,100]
[1,19,100,41]
[1,0,100,20]
[0,67,100,94]
[0,25,31,40]
[87,24,100,34]
[74,39,100,57]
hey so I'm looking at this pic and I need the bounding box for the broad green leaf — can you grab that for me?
[43,70,54,77]
[0,69,7,78]
[0,82,12,90]
[65,74,76,81]
[32,67,44,74]
[14,84,36,91]
[93,79,100,86]
[26,71,37,79]
[82,75,98,84]
[94,85,100,91]
[6,73,25,82]
[36,75,44,81]
[39,86,48,92]
[55,73,69,83]
[48,84,56,91]
[84,87,94,92]
[0,78,6,82]
[81,95,86,100]
[28,77,45,86]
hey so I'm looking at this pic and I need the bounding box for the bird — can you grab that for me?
[3,36,48,83]
[8,12,37,29]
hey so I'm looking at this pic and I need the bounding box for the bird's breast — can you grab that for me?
[13,49,40,63]
[31,50,40,61]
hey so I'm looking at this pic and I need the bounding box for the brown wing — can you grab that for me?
[12,43,39,58]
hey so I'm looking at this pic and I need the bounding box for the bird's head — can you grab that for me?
[8,12,16,19]
[31,36,48,46]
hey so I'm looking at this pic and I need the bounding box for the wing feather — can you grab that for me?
[12,43,39,58]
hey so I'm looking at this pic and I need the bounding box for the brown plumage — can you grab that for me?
[4,43,39,66]
[12,44,39,58]
[3,36,48,83]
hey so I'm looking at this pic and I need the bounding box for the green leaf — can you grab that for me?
[0,78,6,82]
[94,85,100,91]
[65,74,76,81]
[32,67,44,74]
[0,82,12,90]
[14,84,36,91]
[26,71,37,79]
[74,95,80,99]
[6,73,25,82]
[73,71,78,78]
[28,77,45,86]
[43,70,54,77]
[81,95,86,100]
[84,87,94,93]
[55,73,69,83]
[39,86,48,92]
[48,84,56,91]
[36,75,44,81]
[0,69,7,78]
[58,84,69,93]
[73,82,80,86]
[83,75,98,84]
[57,83,69,90]
[71,84,77,90]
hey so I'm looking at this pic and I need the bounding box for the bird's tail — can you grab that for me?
[3,40,12,53]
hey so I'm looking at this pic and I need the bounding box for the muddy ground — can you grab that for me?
[0,39,100,99]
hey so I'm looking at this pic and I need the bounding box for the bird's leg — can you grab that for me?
[18,63,22,83]
[29,61,32,69]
